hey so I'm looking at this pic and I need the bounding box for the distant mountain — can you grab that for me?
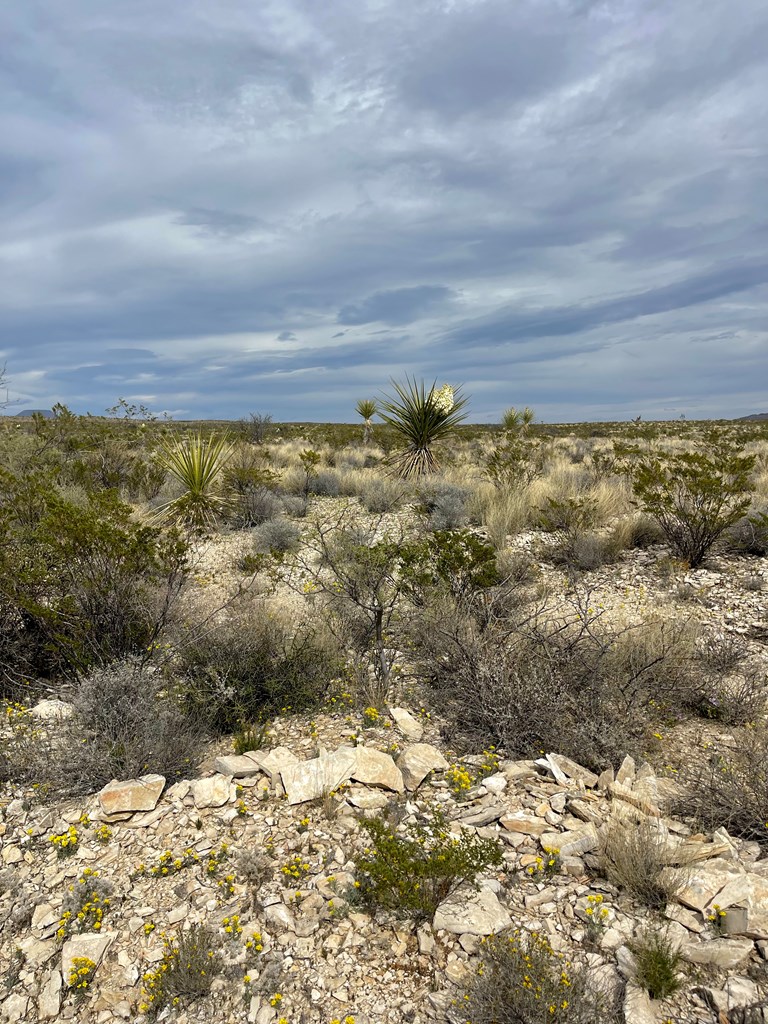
[734,412,768,421]
[17,409,54,418]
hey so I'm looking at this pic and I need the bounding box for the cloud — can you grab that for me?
[1,0,767,420]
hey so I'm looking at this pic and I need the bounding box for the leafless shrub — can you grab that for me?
[676,728,768,848]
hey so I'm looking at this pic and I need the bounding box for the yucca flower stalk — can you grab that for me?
[355,398,377,444]
[152,431,235,529]
[378,377,468,478]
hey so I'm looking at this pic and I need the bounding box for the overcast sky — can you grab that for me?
[2,0,767,422]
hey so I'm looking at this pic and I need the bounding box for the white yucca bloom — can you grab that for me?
[432,384,454,414]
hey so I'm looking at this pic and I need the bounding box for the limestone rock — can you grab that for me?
[250,746,299,783]
[433,887,512,936]
[192,775,232,809]
[389,707,424,741]
[30,699,73,721]
[500,813,548,837]
[37,969,62,1020]
[623,982,659,1024]
[540,823,599,856]
[214,753,262,778]
[61,931,117,979]
[398,744,449,791]
[281,747,357,805]
[681,937,754,968]
[350,747,404,792]
[98,775,165,816]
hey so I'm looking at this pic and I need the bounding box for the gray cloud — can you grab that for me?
[1,0,767,421]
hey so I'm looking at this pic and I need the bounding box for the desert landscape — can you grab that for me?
[1,398,767,1024]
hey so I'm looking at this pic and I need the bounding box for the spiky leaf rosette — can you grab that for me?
[378,377,468,478]
[152,432,235,529]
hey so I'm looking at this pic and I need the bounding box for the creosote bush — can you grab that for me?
[461,929,619,1024]
[630,431,755,567]
[355,812,502,920]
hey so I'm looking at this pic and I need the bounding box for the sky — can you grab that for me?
[1,0,767,423]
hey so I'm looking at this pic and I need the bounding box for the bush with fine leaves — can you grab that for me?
[355,812,502,920]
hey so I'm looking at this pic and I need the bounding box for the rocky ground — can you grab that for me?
[1,696,767,1024]
[2,511,768,1024]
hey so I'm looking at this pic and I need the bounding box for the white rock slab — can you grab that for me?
[98,775,165,816]
[433,887,512,936]
[280,747,357,805]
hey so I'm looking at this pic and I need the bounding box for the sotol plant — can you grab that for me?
[378,377,468,478]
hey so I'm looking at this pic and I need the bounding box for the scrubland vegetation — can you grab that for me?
[1,386,768,1022]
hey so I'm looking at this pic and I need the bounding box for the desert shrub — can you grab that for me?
[250,518,301,555]
[487,435,547,488]
[549,530,622,572]
[629,928,683,1000]
[355,812,502,920]
[697,631,749,674]
[462,929,619,1024]
[418,482,470,530]
[408,597,699,771]
[0,480,188,683]
[229,485,283,528]
[279,493,308,518]
[140,924,222,1018]
[477,484,531,547]
[153,432,235,529]
[360,476,407,513]
[44,661,203,794]
[309,469,342,497]
[676,728,768,847]
[694,671,768,726]
[175,600,342,733]
[630,431,755,567]
[601,817,684,909]
[722,509,768,556]
[400,530,501,608]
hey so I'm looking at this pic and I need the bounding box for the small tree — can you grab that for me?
[355,398,377,444]
[631,430,755,567]
[378,377,468,478]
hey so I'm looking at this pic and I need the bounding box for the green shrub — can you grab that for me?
[630,431,755,567]
[418,482,470,530]
[629,928,683,1000]
[0,480,188,683]
[355,812,502,920]
[250,518,301,554]
[175,599,342,733]
[463,929,619,1024]
[399,529,500,607]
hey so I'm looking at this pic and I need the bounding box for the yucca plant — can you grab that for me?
[355,398,377,444]
[152,432,235,529]
[501,405,535,434]
[378,377,468,478]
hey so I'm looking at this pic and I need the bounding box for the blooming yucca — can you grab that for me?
[378,377,468,478]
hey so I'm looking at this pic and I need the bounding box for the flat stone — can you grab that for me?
[458,803,507,827]
[350,747,404,792]
[214,754,262,778]
[433,887,512,936]
[483,773,507,795]
[347,790,390,810]
[545,753,599,788]
[192,775,232,809]
[398,744,449,791]
[681,937,754,968]
[61,931,117,979]
[265,903,296,932]
[98,775,165,816]
[250,746,299,783]
[678,860,747,913]
[281,747,357,805]
[540,824,599,856]
[623,983,659,1024]
[389,707,424,741]
[500,813,548,837]
[37,969,62,1020]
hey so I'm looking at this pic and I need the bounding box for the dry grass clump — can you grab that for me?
[473,482,532,548]
[676,728,768,848]
[600,817,685,909]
